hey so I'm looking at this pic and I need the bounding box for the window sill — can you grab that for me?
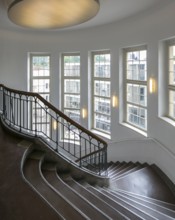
[91,129,111,140]
[159,116,175,127]
[121,122,147,137]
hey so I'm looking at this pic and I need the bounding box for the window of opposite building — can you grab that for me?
[91,51,111,134]
[124,47,147,131]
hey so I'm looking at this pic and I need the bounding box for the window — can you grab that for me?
[92,51,111,134]
[124,47,147,131]
[168,44,175,119]
[30,54,51,136]
[62,53,81,139]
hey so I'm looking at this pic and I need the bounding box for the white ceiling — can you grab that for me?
[0,0,172,31]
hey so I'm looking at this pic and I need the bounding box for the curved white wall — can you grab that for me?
[1,1,175,181]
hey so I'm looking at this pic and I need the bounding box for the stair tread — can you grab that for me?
[86,185,146,220]
[29,150,45,160]
[113,189,175,210]
[23,158,87,220]
[107,189,175,218]
[63,177,129,219]
[111,164,147,181]
[42,169,110,220]
[109,166,175,203]
[101,188,175,220]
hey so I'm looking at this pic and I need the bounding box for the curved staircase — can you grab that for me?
[22,148,175,220]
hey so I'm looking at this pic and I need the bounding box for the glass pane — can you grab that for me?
[94,113,110,133]
[169,90,175,119]
[94,81,110,97]
[64,95,80,109]
[127,104,147,130]
[32,56,50,77]
[63,110,80,140]
[64,79,80,93]
[64,55,80,77]
[126,50,147,81]
[64,109,80,124]
[127,84,147,106]
[40,94,50,101]
[32,79,50,93]
[32,108,50,123]
[169,45,175,59]
[169,46,175,85]
[94,53,110,78]
[94,97,110,115]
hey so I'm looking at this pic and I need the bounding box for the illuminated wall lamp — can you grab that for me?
[82,108,87,119]
[112,95,118,108]
[149,78,156,93]
[53,120,58,130]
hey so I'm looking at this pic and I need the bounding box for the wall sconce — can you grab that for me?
[112,95,118,108]
[53,120,58,130]
[149,78,156,93]
[82,108,87,119]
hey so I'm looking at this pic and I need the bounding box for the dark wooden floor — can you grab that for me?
[0,124,60,220]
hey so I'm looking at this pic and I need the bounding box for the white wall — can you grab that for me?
[1,1,175,181]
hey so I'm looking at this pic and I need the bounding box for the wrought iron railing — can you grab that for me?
[0,84,108,176]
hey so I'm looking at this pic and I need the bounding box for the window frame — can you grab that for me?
[61,53,81,140]
[123,46,148,131]
[167,40,175,121]
[29,53,51,136]
[91,50,111,135]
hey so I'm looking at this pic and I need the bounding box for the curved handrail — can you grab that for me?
[0,84,108,176]
[0,84,107,145]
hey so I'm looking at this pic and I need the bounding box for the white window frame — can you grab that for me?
[167,40,175,120]
[123,46,148,131]
[29,53,51,136]
[91,50,111,135]
[61,53,81,140]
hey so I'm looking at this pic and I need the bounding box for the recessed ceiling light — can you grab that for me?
[8,0,100,29]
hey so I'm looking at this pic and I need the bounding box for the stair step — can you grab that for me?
[41,162,57,171]
[63,177,129,219]
[41,166,111,220]
[109,162,134,178]
[107,188,175,218]
[29,150,45,160]
[113,189,175,211]
[100,188,175,220]
[110,166,175,203]
[23,157,88,220]
[111,163,147,181]
[86,185,146,220]
[107,161,120,172]
[108,162,127,175]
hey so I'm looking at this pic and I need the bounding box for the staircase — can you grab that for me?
[22,148,175,220]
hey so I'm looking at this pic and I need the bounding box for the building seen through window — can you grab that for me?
[168,45,175,119]
[92,52,111,134]
[62,54,81,139]
[30,55,51,136]
[125,48,147,130]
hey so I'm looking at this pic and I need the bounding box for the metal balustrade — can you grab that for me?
[0,84,108,176]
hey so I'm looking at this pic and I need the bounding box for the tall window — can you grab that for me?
[62,53,81,139]
[168,44,175,119]
[92,51,111,134]
[125,47,147,131]
[30,54,50,136]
